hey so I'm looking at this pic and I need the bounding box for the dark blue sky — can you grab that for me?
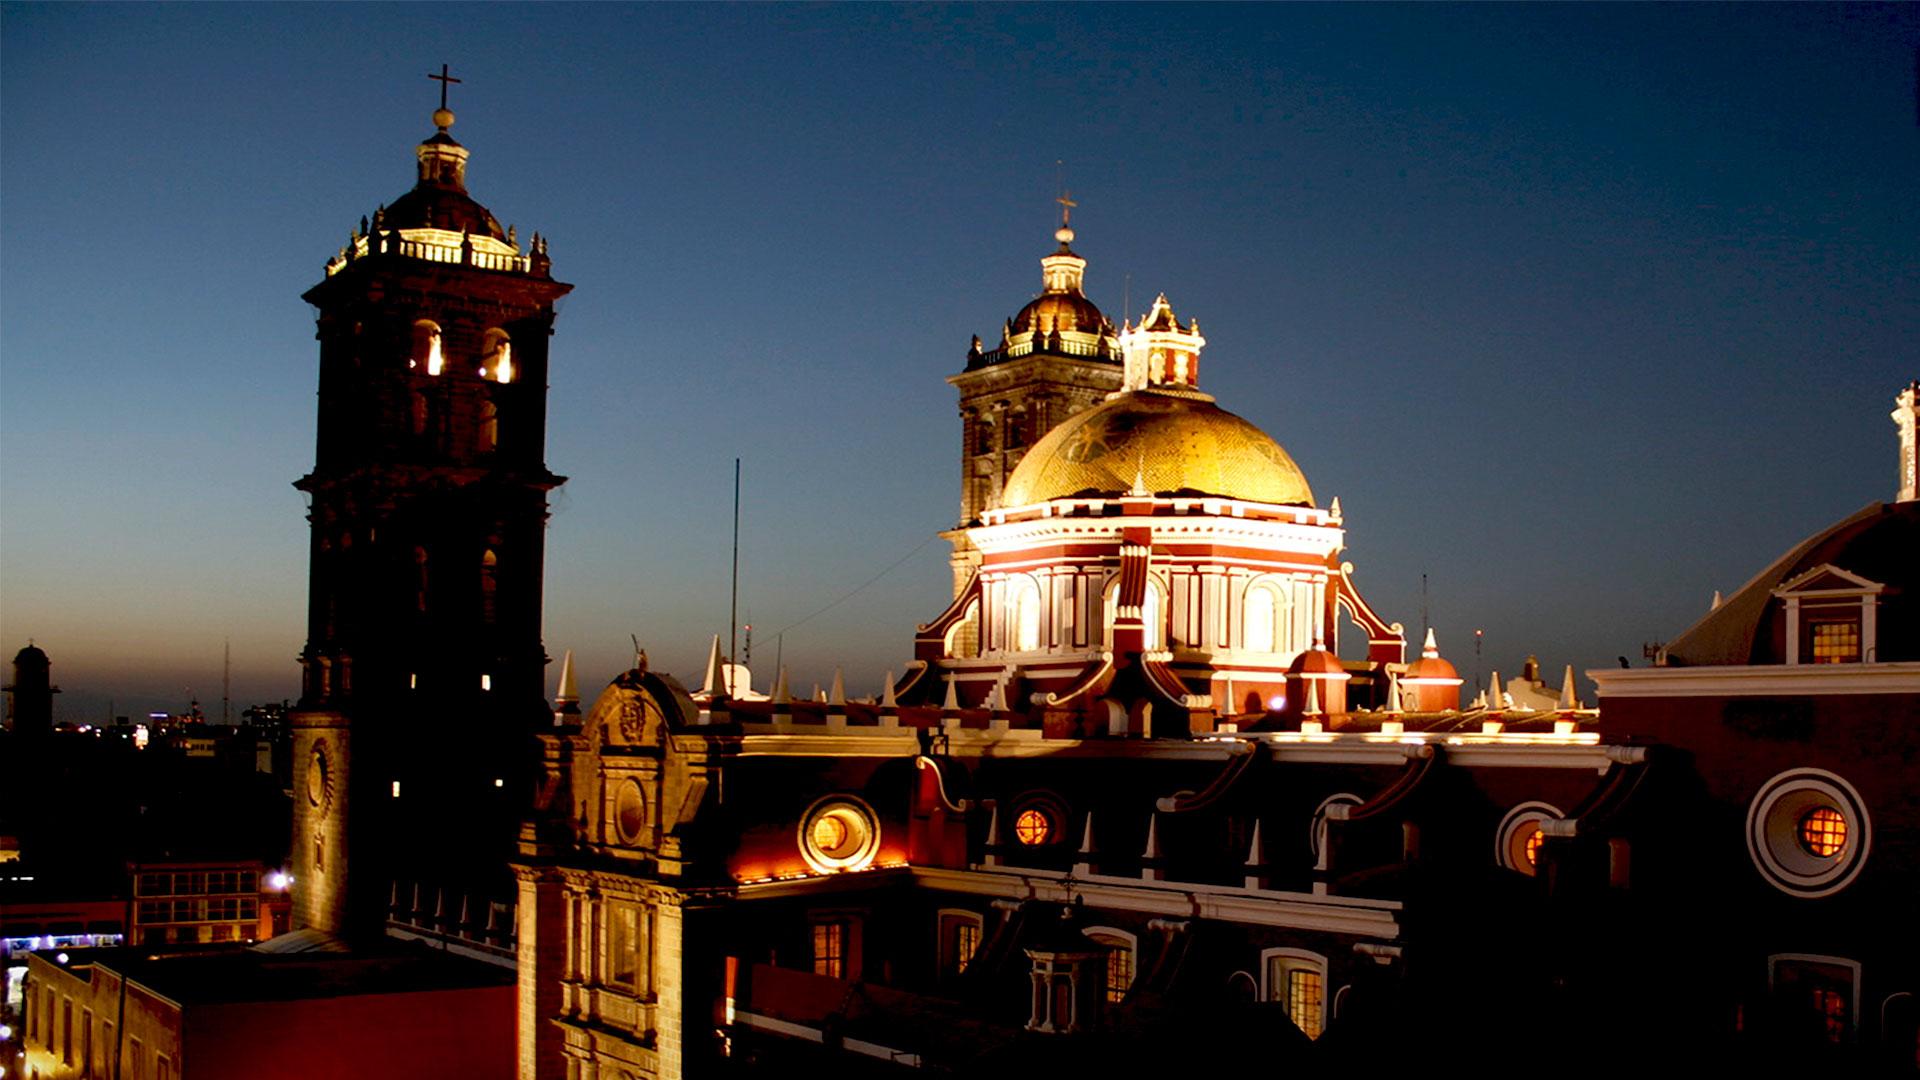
[4,4,1917,718]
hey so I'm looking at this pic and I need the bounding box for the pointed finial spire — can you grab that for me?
[1710,589,1724,610]
[701,634,728,697]
[942,673,960,711]
[1558,665,1578,711]
[1385,670,1403,713]
[1079,812,1097,855]
[829,668,846,707]
[1245,819,1266,867]
[1142,813,1162,859]
[1330,495,1343,519]
[880,671,897,709]
[555,649,578,708]
[1304,678,1322,716]
[772,666,790,705]
[1487,671,1504,712]
[1422,628,1440,658]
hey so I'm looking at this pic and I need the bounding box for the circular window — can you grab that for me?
[1494,802,1562,877]
[1748,768,1870,898]
[613,779,646,843]
[1797,806,1847,858]
[799,797,881,873]
[1014,808,1056,846]
[1524,826,1547,867]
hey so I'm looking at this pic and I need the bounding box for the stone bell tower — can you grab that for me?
[946,197,1124,605]
[290,81,571,938]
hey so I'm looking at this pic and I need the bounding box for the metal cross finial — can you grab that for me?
[1057,190,1077,228]
[428,64,462,111]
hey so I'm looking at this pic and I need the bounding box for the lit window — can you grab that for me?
[609,902,638,986]
[1014,808,1055,846]
[413,320,444,376]
[1083,930,1134,1004]
[812,814,849,852]
[955,921,980,973]
[799,798,880,873]
[1287,969,1324,1039]
[1771,955,1856,1045]
[1809,621,1861,664]
[1264,950,1327,1039]
[1496,803,1563,877]
[812,921,846,979]
[1748,769,1871,898]
[1798,806,1847,858]
[1524,826,1546,867]
[1244,585,1276,653]
[1008,577,1042,652]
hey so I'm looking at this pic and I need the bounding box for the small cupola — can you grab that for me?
[1118,293,1206,393]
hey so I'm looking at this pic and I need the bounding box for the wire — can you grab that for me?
[768,534,937,639]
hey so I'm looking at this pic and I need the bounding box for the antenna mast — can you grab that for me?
[729,458,741,696]
[222,638,231,725]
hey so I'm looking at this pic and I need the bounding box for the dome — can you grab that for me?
[1000,388,1314,507]
[1664,500,1920,665]
[380,131,506,241]
[1011,290,1110,338]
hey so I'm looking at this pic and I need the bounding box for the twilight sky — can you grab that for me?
[3,4,1918,721]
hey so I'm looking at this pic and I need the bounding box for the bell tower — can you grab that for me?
[290,84,572,938]
[946,198,1123,600]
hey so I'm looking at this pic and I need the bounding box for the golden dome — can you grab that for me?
[1000,389,1314,507]
[1012,291,1110,337]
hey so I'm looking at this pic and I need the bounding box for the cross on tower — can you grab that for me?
[1057,190,1077,228]
[428,63,462,111]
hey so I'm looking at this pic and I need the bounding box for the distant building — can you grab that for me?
[20,943,512,1080]
[4,643,59,740]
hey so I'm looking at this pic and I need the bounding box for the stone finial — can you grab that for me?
[1559,665,1578,711]
[1385,670,1403,713]
[942,673,960,711]
[701,634,728,698]
[880,671,897,709]
[771,666,790,705]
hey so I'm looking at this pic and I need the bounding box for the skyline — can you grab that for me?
[4,4,1919,720]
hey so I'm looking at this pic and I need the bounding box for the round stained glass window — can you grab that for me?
[1014,808,1055,846]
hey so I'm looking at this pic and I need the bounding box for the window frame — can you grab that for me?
[1080,926,1137,1004]
[1260,947,1329,1039]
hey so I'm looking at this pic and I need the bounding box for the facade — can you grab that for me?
[130,861,290,947]
[510,212,1920,1074]
[289,98,570,940]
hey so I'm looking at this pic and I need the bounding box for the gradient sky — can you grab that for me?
[4,4,1918,721]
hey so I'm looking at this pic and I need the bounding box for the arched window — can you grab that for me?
[412,320,444,376]
[480,549,498,624]
[1262,948,1328,1039]
[483,328,513,384]
[478,401,499,453]
[1081,928,1136,1004]
[1245,584,1276,652]
[1008,576,1043,652]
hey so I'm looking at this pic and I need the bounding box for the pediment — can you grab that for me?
[1773,562,1883,597]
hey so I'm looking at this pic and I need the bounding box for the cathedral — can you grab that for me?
[27,84,1899,1080]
